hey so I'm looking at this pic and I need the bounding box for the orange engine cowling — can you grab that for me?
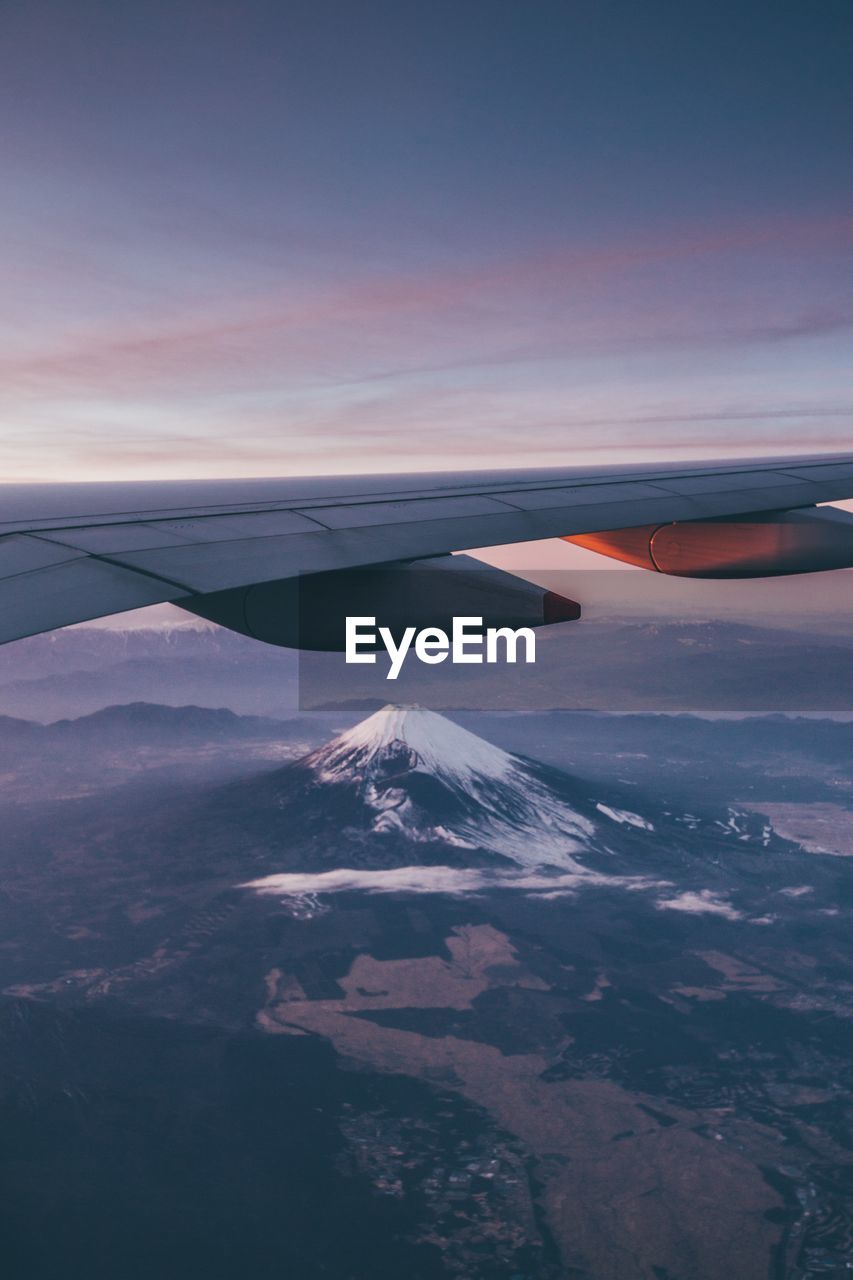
[564,505,853,578]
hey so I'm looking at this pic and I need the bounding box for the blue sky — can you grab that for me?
[1,0,851,480]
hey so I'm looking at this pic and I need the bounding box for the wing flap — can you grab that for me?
[0,534,86,575]
[0,547,189,645]
[654,471,802,495]
[294,494,514,530]
[783,461,853,482]
[496,481,672,510]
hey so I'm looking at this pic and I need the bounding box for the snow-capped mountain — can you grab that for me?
[234,704,780,879]
[305,704,596,867]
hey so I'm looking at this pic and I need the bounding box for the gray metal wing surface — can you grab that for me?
[0,452,852,645]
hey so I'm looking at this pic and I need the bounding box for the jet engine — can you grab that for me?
[564,505,853,578]
[180,553,580,650]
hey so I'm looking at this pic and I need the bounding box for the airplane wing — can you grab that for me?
[1,451,852,648]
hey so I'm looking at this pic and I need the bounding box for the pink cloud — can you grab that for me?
[1,209,850,401]
[0,209,850,481]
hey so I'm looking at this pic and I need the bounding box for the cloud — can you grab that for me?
[656,889,742,919]
[1,209,851,480]
[3,211,851,400]
[243,864,667,898]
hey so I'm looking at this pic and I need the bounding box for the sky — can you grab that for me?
[1,0,851,483]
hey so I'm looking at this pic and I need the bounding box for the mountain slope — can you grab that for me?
[198,704,786,885]
[305,704,595,866]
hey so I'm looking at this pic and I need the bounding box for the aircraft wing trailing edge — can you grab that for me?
[0,451,852,650]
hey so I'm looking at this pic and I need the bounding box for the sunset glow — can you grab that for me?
[1,1,850,481]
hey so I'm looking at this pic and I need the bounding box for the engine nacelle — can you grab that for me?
[563,505,853,578]
[180,554,580,650]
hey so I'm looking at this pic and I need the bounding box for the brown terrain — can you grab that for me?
[260,923,782,1280]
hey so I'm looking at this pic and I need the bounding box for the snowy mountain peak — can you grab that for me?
[304,704,595,867]
[310,704,513,788]
[244,706,781,889]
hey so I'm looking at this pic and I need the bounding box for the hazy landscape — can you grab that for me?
[2,615,853,722]
[0,622,850,1278]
